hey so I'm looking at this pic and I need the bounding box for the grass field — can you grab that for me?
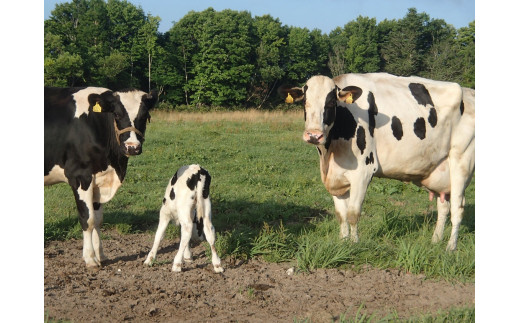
[44,109,475,283]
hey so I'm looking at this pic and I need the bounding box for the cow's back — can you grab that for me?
[332,73,465,181]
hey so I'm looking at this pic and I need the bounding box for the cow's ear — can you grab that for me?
[338,86,363,104]
[143,89,158,110]
[87,92,117,113]
[278,85,304,104]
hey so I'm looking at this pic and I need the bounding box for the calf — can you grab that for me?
[144,165,223,273]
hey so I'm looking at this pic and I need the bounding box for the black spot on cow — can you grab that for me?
[428,108,437,128]
[73,190,89,231]
[170,173,178,186]
[414,118,426,140]
[391,116,403,141]
[170,187,175,200]
[316,147,322,156]
[365,152,374,165]
[409,83,434,107]
[186,172,201,190]
[200,168,211,199]
[162,197,166,205]
[93,202,101,210]
[323,88,337,126]
[356,126,366,155]
[460,100,465,115]
[367,92,378,136]
[325,106,357,150]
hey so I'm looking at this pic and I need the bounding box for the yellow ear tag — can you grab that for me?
[285,93,294,104]
[93,102,102,113]
[345,92,353,104]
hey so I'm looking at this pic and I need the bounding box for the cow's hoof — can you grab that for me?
[172,264,182,272]
[183,257,193,263]
[213,264,224,273]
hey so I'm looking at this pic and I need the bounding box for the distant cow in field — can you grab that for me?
[279,73,475,251]
[144,164,223,273]
[44,87,158,267]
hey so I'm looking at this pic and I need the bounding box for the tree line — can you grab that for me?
[44,0,475,109]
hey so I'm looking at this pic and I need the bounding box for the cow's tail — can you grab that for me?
[195,166,211,222]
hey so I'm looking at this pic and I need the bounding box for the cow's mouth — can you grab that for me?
[303,130,325,145]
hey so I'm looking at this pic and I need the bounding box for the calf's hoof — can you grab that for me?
[213,264,224,273]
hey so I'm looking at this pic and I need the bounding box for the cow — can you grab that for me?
[44,86,158,267]
[279,73,475,251]
[144,164,223,273]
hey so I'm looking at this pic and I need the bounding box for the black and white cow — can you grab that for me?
[44,86,158,267]
[144,164,223,273]
[279,73,475,251]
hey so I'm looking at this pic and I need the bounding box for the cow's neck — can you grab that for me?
[316,141,351,196]
[89,114,129,182]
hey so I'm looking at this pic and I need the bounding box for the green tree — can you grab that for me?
[250,15,288,107]
[286,27,317,84]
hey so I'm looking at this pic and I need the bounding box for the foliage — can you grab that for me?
[44,2,475,105]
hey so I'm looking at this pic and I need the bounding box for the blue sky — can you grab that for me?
[44,0,475,34]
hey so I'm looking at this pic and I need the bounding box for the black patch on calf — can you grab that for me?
[356,126,366,155]
[186,172,201,191]
[391,116,403,141]
[170,188,175,200]
[325,106,357,150]
[199,168,211,199]
[93,202,101,210]
[323,89,337,126]
[409,83,434,107]
[365,152,374,165]
[367,92,378,136]
[162,198,166,205]
[170,173,178,186]
[428,108,437,128]
[414,118,426,140]
[460,101,465,115]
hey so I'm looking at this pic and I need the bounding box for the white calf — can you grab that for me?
[144,165,223,273]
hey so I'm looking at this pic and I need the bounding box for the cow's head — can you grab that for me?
[88,89,158,156]
[279,76,362,145]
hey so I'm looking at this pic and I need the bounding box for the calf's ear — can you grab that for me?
[87,91,118,113]
[338,86,363,104]
[278,85,304,104]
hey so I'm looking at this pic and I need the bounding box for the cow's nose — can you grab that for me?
[303,131,324,144]
[125,142,141,155]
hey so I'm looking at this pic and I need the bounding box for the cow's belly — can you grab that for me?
[44,165,68,185]
[93,166,122,203]
[418,158,451,194]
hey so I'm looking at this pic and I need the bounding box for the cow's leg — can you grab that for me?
[446,145,475,251]
[201,199,223,273]
[345,177,371,243]
[432,196,450,243]
[333,193,350,240]
[92,203,107,263]
[72,181,100,268]
[144,204,172,265]
[172,206,193,272]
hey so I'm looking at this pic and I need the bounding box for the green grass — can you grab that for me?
[44,111,475,282]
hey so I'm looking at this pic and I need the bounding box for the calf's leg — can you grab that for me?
[144,205,172,265]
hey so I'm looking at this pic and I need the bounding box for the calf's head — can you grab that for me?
[279,76,362,145]
[88,89,158,156]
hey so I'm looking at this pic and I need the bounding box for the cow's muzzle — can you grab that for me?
[303,130,325,145]
[114,120,143,156]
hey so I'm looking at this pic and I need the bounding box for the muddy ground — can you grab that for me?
[44,232,474,322]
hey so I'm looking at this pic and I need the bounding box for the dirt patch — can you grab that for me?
[45,233,474,322]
